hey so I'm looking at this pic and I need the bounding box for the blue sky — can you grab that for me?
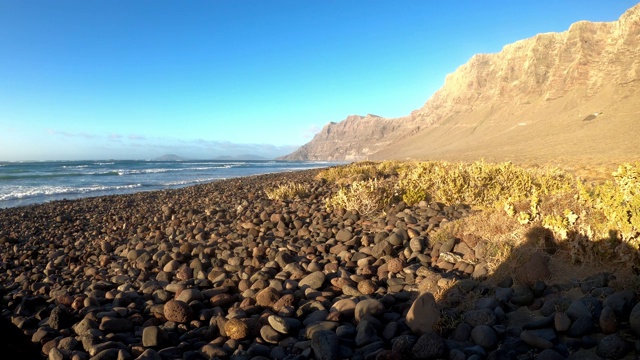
[1,0,637,160]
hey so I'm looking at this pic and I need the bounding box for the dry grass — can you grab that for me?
[322,160,640,284]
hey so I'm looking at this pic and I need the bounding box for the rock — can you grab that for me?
[567,316,593,338]
[510,286,534,306]
[163,300,193,323]
[411,333,446,360]
[566,300,592,320]
[224,318,249,340]
[406,292,440,335]
[311,330,339,360]
[260,325,281,344]
[600,306,618,335]
[470,325,498,349]
[142,326,167,347]
[136,349,162,360]
[534,349,565,360]
[336,229,353,242]
[299,271,326,290]
[596,333,630,359]
[255,287,280,307]
[99,317,133,333]
[554,312,571,332]
[463,309,496,327]
[603,289,635,319]
[630,302,640,337]
[176,289,203,303]
[520,330,553,349]
[355,299,385,322]
[268,315,290,334]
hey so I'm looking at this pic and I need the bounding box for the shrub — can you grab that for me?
[265,182,308,201]
[325,178,393,216]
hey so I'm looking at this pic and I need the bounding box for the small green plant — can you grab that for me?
[265,182,308,201]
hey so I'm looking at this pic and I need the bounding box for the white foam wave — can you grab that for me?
[161,177,220,186]
[94,162,114,165]
[0,184,143,201]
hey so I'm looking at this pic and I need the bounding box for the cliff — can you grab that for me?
[282,3,640,163]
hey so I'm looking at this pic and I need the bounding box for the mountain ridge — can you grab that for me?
[281,3,640,163]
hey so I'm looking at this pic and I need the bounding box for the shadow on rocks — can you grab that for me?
[0,315,42,359]
[399,225,640,360]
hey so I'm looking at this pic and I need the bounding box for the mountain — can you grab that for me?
[213,154,268,161]
[281,4,640,164]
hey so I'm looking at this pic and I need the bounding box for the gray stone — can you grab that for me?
[629,302,640,337]
[603,289,635,319]
[99,317,133,333]
[520,330,553,349]
[463,309,496,327]
[411,333,446,359]
[534,349,565,360]
[311,330,339,360]
[260,324,281,344]
[299,271,325,290]
[470,325,497,349]
[567,316,593,338]
[135,349,162,360]
[596,333,630,359]
[566,300,592,320]
[354,299,385,322]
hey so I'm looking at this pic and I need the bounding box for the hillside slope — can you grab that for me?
[282,3,640,164]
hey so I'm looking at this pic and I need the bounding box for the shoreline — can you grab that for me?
[1,167,639,359]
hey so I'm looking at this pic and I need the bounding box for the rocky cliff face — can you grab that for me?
[279,114,415,161]
[282,4,640,163]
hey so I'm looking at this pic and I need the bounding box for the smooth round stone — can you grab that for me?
[470,325,497,348]
[299,271,326,290]
[176,289,203,304]
[600,306,618,334]
[554,312,571,332]
[596,334,631,359]
[260,325,281,344]
[311,330,339,360]
[535,349,565,360]
[566,300,592,320]
[268,315,289,334]
[520,330,553,349]
[629,302,640,336]
[354,299,385,322]
[406,292,439,335]
[567,316,593,337]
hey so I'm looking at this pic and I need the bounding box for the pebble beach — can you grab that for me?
[1,168,640,360]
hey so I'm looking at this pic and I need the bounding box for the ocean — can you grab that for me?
[0,160,335,209]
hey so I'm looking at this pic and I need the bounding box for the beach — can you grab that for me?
[0,168,638,359]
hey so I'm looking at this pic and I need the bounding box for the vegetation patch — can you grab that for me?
[319,160,640,277]
[264,182,309,201]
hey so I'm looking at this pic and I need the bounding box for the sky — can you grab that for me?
[1,0,637,161]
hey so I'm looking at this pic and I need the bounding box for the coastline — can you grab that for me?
[1,167,638,359]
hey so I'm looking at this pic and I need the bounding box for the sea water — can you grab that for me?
[0,160,335,208]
